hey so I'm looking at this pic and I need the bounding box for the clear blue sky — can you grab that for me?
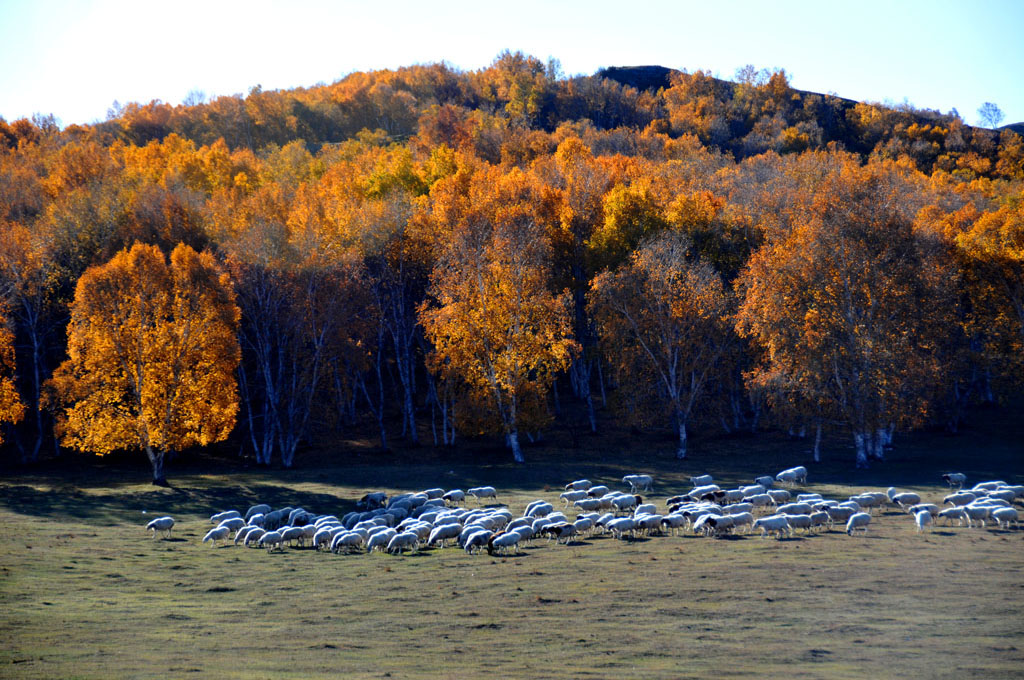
[2,0,1022,128]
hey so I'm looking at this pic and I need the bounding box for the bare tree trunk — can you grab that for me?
[813,420,822,462]
[676,419,688,459]
[508,430,524,463]
[854,431,869,469]
[146,446,168,486]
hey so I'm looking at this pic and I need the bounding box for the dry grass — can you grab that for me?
[1,417,1023,679]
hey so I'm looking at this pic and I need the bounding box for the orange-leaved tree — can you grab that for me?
[420,167,575,462]
[0,309,25,444]
[590,231,731,458]
[49,242,240,485]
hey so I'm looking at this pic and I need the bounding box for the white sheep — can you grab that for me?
[463,529,492,554]
[386,531,420,554]
[730,512,755,534]
[962,504,991,528]
[560,490,588,506]
[606,517,637,539]
[234,525,259,545]
[146,516,175,539]
[587,485,610,497]
[622,474,653,492]
[886,488,922,510]
[243,528,266,547]
[937,507,968,527]
[486,531,521,555]
[202,526,231,546]
[914,510,933,533]
[467,486,497,502]
[245,504,271,521]
[366,528,397,552]
[943,492,977,507]
[442,489,465,506]
[428,523,462,548]
[739,484,766,496]
[991,507,1020,530]
[259,530,284,552]
[217,517,246,534]
[767,489,791,504]
[845,512,871,535]
[784,514,813,534]
[752,515,792,539]
[210,510,241,524]
[776,502,812,515]
[689,474,714,487]
[907,503,940,518]
[753,475,775,489]
[565,479,592,491]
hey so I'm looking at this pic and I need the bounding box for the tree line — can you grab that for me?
[0,52,1021,480]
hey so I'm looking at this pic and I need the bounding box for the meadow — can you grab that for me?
[1,416,1022,680]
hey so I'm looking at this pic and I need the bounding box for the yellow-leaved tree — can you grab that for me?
[0,310,25,444]
[49,242,240,485]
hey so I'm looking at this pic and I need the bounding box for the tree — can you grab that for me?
[590,231,730,458]
[977,102,1005,129]
[735,157,956,467]
[0,309,25,444]
[49,243,240,485]
[420,168,575,462]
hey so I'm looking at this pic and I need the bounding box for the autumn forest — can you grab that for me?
[1,53,1022,482]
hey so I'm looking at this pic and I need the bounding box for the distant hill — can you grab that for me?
[1002,122,1024,136]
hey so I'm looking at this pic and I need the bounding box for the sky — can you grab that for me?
[1,0,1022,128]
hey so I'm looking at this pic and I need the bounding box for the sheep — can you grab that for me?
[776,466,806,485]
[914,509,933,533]
[485,531,521,555]
[753,475,775,489]
[463,529,493,554]
[943,492,977,507]
[743,493,773,510]
[962,504,991,528]
[565,479,592,491]
[202,526,230,546]
[312,526,341,550]
[423,488,445,500]
[146,516,175,539]
[752,515,792,539]
[942,473,966,489]
[428,523,462,548]
[234,525,260,545]
[825,506,857,528]
[467,486,497,502]
[972,481,1007,492]
[259,530,284,552]
[622,474,653,492]
[633,503,657,517]
[245,504,271,521]
[991,507,1020,529]
[358,492,388,510]
[217,517,246,534]
[366,528,397,552]
[986,489,1018,503]
[784,513,813,534]
[703,514,736,536]
[587,485,610,497]
[386,531,420,555]
[776,502,812,515]
[689,474,714,487]
[525,501,554,517]
[796,493,823,503]
[730,512,755,534]
[767,489,791,504]
[560,490,588,507]
[886,488,922,510]
[724,502,754,516]
[808,511,830,533]
[907,503,940,518]
[243,528,266,547]
[612,494,642,513]
[287,508,310,526]
[689,484,721,501]
[280,526,306,547]
[331,531,364,554]
[661,514,687,536]
[722,489,746,504]
[210,510,241,524]
[606,517,637,539]
[740,484,767,496]
[937,507,968,527]
[247,513,266,528]
[845,512,871,535]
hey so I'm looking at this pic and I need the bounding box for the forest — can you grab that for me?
[0,51,1021,482]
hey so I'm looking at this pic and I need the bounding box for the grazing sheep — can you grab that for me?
[234,525,260,545]
[825,506,857,528]
[796,493,823,503]
[202,526,230,546]
[246,513,265,528]
[784,513,813,534]
[767,489,791,504]
[991,507,1020,530]
[366,528,398,552]
[776,502,812,516]
[740,484,767,496]
[661,514,687,536]
[942,473,966,489]
[986,489,1018,503]
[689,484,721,501]
[565,479,592,491]
[612,494,642,513]
[633,503,657,517]
[962,504,991,528]
[467,486,497,502]
[587,485,610,497]
[606,517,637,539]
[914,510,933,533]
[428,523,462,548]
[280,526,306,547]
[146,516,175,539]
[386,531,420,555]
[724,502,754,516]
[689,474,714,487]
[259,530,284,552]
[937,507,968,527]
[972,481,1007,492]
[560,490,588,506]
[210,510,241,524]
[845,512,871,535]
[487,531,521,555]
[217,517,246,534]
[753,475,775,489]
[943,492,977,507]
[245,504,271,521]
[622,474,654,492]
[808,511,830,532]
[729,512,755,534]
[331,531,364,554]
[463,529,493,554]
[886,488,922,511]
[775,467,805,485]
[907,503,940,518]
[525,501,554,517]
[358,492,388,510]
[441,490,465,506]
[752,515,792,539]
[243,528,266,547]
[743,493,773,510]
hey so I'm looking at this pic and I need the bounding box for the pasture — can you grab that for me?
[1,420,1023,679]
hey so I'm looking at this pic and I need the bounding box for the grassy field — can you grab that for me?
[1,413,1023,679]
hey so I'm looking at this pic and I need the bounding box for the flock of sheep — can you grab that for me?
[145,467,1023,556]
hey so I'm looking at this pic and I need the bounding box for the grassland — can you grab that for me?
[1,413,1023,679]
